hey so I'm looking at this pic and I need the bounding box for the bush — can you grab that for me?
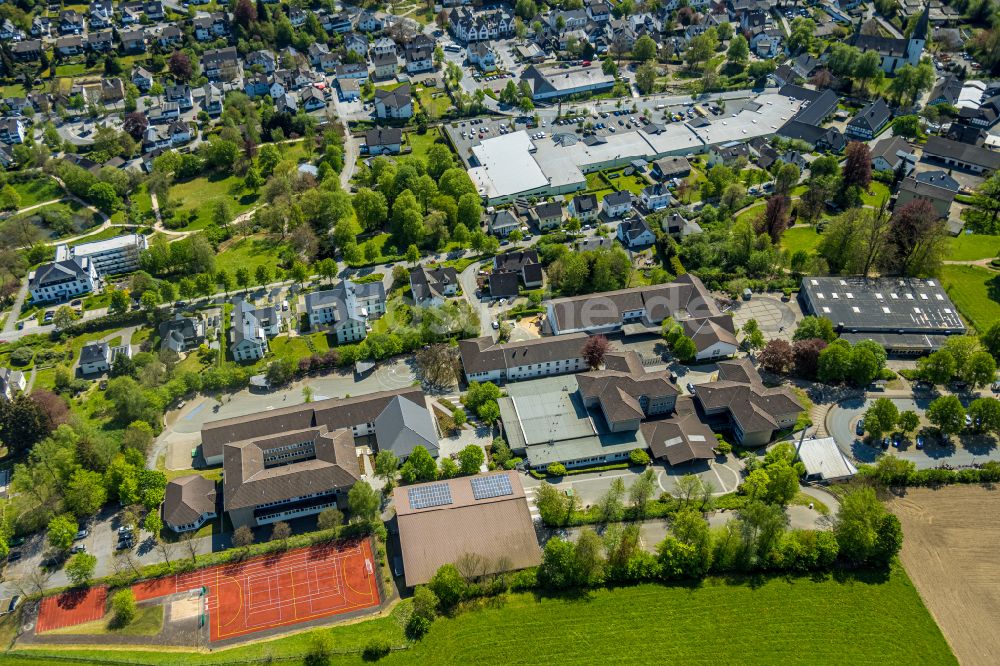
[363,637,393,660]
[109,589,136,628]
[405,614,431,640]
[715,440,732,455]
[546,463,567,477]
[629,449,651,466]
[10,347,33,366]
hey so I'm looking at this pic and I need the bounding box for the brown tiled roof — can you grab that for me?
[162,474,216,526]
[223,426,360,511]
[694,359,801,435]
[201,387,425,460]
[683,315,738,351]
[394,471,541,587]
[458,334,589,376]
[641,399,717,464]
[576,356,677,428]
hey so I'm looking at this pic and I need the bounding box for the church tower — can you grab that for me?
[907,3,930,66]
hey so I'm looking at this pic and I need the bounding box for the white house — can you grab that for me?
[602,191,632,219]
[306,281,386,344]
[54,233,148,276]
[29,257,98,303]
[374,85,413,119]
[640,184,673,211]
[617,218,655,248]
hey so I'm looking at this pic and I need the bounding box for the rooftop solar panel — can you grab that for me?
[470,474,513,500]
[408,483,453,509]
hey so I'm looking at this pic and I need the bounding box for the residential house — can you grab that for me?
[692,358,802,445]
[79,341,131,375]
[484,208,520,237]
[248,49,278,73]
[165,84,194,111]
[372,37,396,57]
[28,257,98,303]
[617,218,655,248]
[364,127,402,155]
[847,98,892,140]
[530,201,563,230]
[202,84,223,115]
[870,136,916,173]
[493,250,543,289]
[410,266,459,306]
[449,7,514,43]
[120,29,146,53]
[404,45,434,74]
[896,176,956,219]
[55,36,83,56]
[11,40,42,62]
[0,367,25,401]
[157,25,183,48]
[374,84,413,119]
[230,299,274,362]
[650,156,691,181]
[162,475,217,533]
[660,211,702,238]
[131,66,154,92]
[357,10,383,32]
[338,78,361,101]
[305,280,386,344]
[202,47,241,82]
[301,87,326,111]
[602,191,633,219]
[372,52,398,79]
[467,42,496,71]
[640,183,673,211]
[58,9,83,34]
[159,315,206,353]
[569,193,599,222]
[345,33,369,58]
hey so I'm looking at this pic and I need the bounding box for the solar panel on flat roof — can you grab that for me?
[470,474,513,500]
[408,483,453,509]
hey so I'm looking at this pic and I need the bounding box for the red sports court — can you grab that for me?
[133,538,380,641]
[36,586,107,633]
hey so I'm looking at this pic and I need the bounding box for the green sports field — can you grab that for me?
[4,566,953,665]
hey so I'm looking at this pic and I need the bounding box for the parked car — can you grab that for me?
[916,436,925,450]
[70,544,86,554]
[855,419,865,436]
[74,528,88,541]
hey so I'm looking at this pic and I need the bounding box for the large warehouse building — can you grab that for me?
[798,277,966,353]
[457,92,803,203]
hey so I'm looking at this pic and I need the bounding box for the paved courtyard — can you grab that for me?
[728,294,802,341]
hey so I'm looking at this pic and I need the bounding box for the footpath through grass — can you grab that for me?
[6,566,954,665]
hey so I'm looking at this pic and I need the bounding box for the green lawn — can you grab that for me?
[55,63,89,77]
[405,127,441,160]
[862,182,891,207]
[6,567,953,665]
[169,173,259,231]
[780,225,822,255]
[735,202,766,226]
[11,175,64,207]
[214,235,289,276]
[70,226,143,248]
[939,264,1000,333]
[269,332,331,363]
[416,85,451,119]
[945,232,1000,262]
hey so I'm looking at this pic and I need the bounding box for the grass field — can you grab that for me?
[415,85,451,119]
[939,264,1000,332]
[862,182,891,207]
[780,225,822,255]
[6,567,953,665]
[169,173,259,231]
[735,202,766,226]
[45,605,164,637]
[405,127,442,161]
[945,232,1000,261]
[11,175,64,207]
[214,235,289,276]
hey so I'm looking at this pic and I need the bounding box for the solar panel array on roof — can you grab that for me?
[408,483,453,509]
[470,474,513,500]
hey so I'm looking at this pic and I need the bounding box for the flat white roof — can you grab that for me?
[796,437,857,481]
[68,233,144,256]
[470,130,550,199]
